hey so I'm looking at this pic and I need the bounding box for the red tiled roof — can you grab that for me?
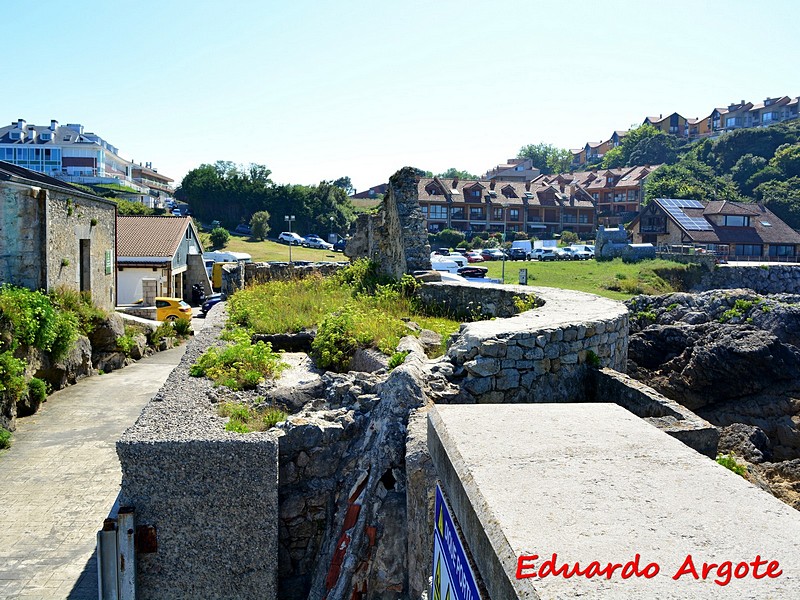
[117,216,194,257]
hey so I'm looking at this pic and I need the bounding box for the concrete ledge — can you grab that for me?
[428,403,800,599]
[592,368,720,457]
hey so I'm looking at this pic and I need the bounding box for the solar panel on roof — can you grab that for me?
[661,199,713,231]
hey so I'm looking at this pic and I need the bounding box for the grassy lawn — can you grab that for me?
[202,233,343,262]
[479,258,696,301]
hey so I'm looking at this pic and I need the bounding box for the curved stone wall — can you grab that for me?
[422,283,629,403]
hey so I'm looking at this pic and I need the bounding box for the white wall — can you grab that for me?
[118,267,164,304]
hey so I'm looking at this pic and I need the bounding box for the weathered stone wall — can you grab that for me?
[430,283,629,403]
[0,182,43,291]
[117,310,279,600]
[345,167,431,278]
[46,189,116,311]
[590,368,719,457]
[695,264,800,294]
[417,280,544,319]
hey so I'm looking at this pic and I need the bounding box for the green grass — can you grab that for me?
[190,330,288,389]
[200,233,341,263]
[479,258,694,300]
[219,401,287,433]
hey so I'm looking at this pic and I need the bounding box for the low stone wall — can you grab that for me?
[590,368,719,457]
[695,264,800,294]
[434,283,629,403]
[417,281,543,319]
[219,260,349,294]
[117,308,279,600]
[116,305,157,320]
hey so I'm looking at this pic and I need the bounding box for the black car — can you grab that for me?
[457,266,488,278]
[507,247,529,261]
[333,238,347,252]
[201,293,225,315]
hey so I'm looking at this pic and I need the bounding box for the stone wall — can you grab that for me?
[117,310,279,600]
[0,181,116,311]
[417,281,543,319]
[432,283,629,403]
[695,264,800,294]
[590,368,719,457]
[345,167,431,279]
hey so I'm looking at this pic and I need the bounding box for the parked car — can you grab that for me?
[457,266,488,278]
[570,244,595,259]
[155,297,193,322]
[333,237,347,252]
[553,248,573,260]
[303,234,334,250]
[431,251,467,268]
[566,246,593,260]
[234,223,252,235]
[506,247,529,261]
[480,248,506,261]
[531,248,556,261]
[171,208,182,217]
[466,251,485,263]
[201,293,225,316]
[278,231,305,245]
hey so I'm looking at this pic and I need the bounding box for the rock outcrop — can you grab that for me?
[627,288,800,509]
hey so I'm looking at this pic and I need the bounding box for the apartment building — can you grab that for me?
[0,118,173,207]
[418,175,595,238]
[483,158,541,182]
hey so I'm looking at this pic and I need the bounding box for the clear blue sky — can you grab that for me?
[3,0,799,193]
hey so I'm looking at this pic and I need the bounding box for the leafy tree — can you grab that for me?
[560,231,579,245]
[730,154,768,195]
[517,143,572,175]
[115,199,154,215]
[436,168,478,180]
[249,211,271,241]
[210,227,230,249]
[430,228,466,249]
[754,177,800,229]
[628,135,678,166]
[770,144,800,179]
[644,158,740,204]
[333,176,354,195]
[601,147,625,169]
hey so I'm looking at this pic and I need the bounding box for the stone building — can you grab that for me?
[0,160,117,310]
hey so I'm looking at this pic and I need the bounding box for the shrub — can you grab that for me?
[513,294,538,313]
[560,230,579,245]
[716,452,747,477]
[0,351,26,403]
[456,240,471,251]
[0,428,11,449]
[250,210,271,240]
[48,286,107,335]
[27,377,48,406]
[210,226,230,249]
[191,334,287,389]
[388,350,410,370]
[148,322,175,345]
[311,309,359,372]
[218,401,287,433]
[116,332,137,355]
[585,350,601,368]
[172,317,193,337]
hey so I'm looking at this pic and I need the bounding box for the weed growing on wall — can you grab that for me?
[716,452,747,477]
[218,401,287,433]
[191,330,287,389]
[0,427,11,449]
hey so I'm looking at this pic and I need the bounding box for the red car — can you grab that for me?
[466,251,485,263]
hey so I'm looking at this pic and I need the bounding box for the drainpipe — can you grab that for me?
[117,507,136,600]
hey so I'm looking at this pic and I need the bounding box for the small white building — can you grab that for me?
[116,216,210,304]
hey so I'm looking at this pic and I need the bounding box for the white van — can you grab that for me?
[203,251,252,264]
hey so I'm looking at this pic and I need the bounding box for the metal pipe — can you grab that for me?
[97,519,119,600]
[117,507,136,600]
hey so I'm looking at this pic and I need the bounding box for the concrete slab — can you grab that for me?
[428,403,800,599]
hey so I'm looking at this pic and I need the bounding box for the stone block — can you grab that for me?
[464,357,501,377]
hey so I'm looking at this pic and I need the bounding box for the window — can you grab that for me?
[735,244,762,256]
[470,189,481,198]
[429,205,447,219]
[769,245,795,257]
[420,205,428,217]
[493,207,503,220]
[451,208,465,220]
[469,207,485,220]
[509,209,519,221]
[724,215,750,227]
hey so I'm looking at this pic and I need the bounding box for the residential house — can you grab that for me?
[609,130,629,148]
[643,113,688,137]
[0,161,117,310]
[0,119,173,207]
[721,101,754,130]
[131,162,175,209]
[116,216,209,304]
[569,148,584,169]
[572,165,658,225]
[630,198,800,260]
[350,183,388,199]
[417,175,595,239]
[749,96,796,127]
[484,158,541,182]
[583,140,609,165]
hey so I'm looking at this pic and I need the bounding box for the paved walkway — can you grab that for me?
[0,346,186,599]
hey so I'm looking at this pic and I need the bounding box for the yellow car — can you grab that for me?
[155,297,193,322]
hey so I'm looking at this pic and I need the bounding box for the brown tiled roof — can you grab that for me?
[704,200,760,216]
[117,215,194,257]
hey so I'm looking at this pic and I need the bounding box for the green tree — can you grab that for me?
[431,228,466,249]
[517,143,572,175]
[333,176,354,195]
[601,146,625,169]
[628,135,678,166]
[436,168,478,180]
[755,177,800,229]
[249,211,271,241]
[770,144,800,179]
[115,199,154,215]
[617,124,676,166]
[730,154,768,196]
[644,159,740,204]
[210,226,230,249]
[560,231,579,245]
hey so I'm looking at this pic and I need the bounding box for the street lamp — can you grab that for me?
[329,216,335,243]
[501,203,508,284]
[284,215,295,263]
